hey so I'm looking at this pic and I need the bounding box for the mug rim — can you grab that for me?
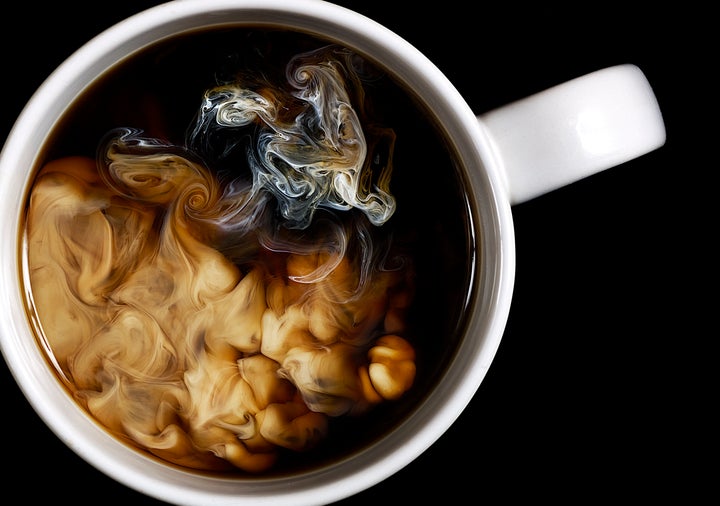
[0,1,515,504]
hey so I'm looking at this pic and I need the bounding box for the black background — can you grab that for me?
[1,1,709,503]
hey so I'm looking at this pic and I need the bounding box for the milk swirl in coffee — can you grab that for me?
[22,28,474,474]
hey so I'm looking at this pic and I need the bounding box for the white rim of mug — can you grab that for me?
[0,1,516,504]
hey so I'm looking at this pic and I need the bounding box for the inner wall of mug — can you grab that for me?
[0,1,512,504]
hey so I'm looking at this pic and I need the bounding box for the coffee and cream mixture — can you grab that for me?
[25,45,416,472]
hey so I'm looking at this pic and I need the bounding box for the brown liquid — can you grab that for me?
[21,27,475,477]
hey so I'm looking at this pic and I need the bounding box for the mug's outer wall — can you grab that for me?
[0,1,510,505]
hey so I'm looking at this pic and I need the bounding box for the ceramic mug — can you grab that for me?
[0,1,665,505]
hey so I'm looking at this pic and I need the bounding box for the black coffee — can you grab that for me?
[22,26,475,476]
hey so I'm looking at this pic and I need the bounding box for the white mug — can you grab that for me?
[0,1,665,504]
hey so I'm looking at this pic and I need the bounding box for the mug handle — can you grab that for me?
[478,64,666,205]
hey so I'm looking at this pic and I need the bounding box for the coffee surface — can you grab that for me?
[22,27,474,475]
